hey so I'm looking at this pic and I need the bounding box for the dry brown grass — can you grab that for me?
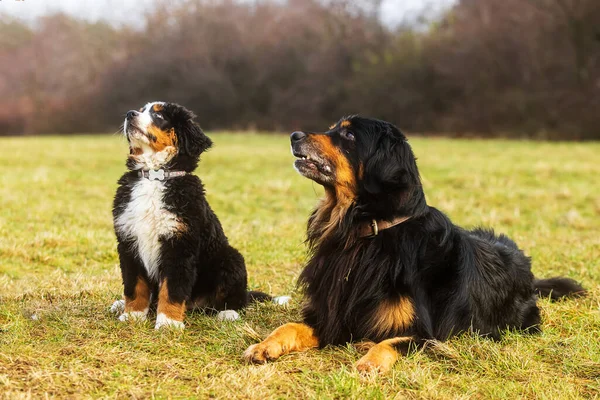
[1,134,599,399]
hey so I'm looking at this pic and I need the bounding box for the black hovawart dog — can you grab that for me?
[244,116,584,372]
[112,102,271,329]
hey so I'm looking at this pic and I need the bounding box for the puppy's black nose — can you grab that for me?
[126,110,139,120]
[290,131,307,143]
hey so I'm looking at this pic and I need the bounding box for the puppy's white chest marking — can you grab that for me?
[115,179,181,281]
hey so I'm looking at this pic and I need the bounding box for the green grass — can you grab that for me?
[1,133,599,399]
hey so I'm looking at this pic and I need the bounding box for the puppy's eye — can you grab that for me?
[343,131,355,141]
[155,113,164,120]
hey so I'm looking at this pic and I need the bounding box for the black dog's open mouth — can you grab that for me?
[293,151,332,176]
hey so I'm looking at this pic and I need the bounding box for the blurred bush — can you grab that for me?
[0,0,598,139]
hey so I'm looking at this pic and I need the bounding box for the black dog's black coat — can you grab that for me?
[113,102,267,325]
[294,116,584,347]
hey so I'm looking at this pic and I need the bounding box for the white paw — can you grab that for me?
[118,311,147,322]
[217,310,240,321]
[110,299,125,314]
[272,296,291,305]
[155,313,185,330]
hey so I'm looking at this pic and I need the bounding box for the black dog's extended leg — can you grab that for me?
[155,240,196,329]
[355,337,417,373]
[118,242,151,321]
[244,323,320,364]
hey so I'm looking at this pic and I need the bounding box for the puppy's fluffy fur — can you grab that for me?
[244,116,585,372]
[113,101,268,329]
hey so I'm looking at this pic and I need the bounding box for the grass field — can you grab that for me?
[1,133,599,399]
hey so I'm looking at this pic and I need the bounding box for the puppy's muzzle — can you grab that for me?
[126,110,140,121]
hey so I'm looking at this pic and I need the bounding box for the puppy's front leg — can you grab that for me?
[155,245,195,330]
[118,244,151,322]
[155,278,186,329]
[120,276,151,322]
[244,323,319,363]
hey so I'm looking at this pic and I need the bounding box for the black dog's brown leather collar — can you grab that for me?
[359,216,412,238]
[138,169,187,181]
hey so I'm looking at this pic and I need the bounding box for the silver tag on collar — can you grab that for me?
[148,169,165,181]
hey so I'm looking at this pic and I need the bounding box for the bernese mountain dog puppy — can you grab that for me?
[244,116,585,372]
[112,101,270,329]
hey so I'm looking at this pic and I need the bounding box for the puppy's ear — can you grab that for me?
[171,105,213,157]
[178,121,213,157]
[362,128,418,195]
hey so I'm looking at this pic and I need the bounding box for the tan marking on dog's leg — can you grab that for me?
[119,277,150,321]
[243,323,319,363]
[155,279,186,329]
[355,337,413,374]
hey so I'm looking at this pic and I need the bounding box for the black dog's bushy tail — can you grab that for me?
[246,290,272,304]
[534,277,586,300]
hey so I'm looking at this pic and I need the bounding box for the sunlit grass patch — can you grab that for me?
[0,134,598,398]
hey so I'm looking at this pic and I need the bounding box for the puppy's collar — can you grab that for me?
[138,169,187,181]
[359,216,412,238]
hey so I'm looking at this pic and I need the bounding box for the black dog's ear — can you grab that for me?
[362,128,419,195]
[178,121,213,157]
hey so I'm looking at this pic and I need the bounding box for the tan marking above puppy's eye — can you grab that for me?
[152,103,164,112]
[340,120,351,128]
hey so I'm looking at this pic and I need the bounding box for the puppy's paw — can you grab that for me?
[272,296,291,306]
[243,341,283,364]
[118,311,147,322]
[154,313,185,330]
[110,299,125,315]
[217,310,240,321]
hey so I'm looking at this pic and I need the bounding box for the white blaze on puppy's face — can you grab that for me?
[124,101,177,170]
[123,101,163,144]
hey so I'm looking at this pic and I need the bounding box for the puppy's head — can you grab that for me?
[291,116,423,212]
[123,102,212,169]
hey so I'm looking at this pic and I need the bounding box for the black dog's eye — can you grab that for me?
[342,131,355,141]
[155,113,164,120]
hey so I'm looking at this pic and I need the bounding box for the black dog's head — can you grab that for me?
[123,102,212,171]
[291,116,427,228]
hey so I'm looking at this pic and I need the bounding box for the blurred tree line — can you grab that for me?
[1,0,598,139]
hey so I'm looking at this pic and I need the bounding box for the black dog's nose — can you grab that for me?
[291,131,307,143]
[126,110,139,120]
